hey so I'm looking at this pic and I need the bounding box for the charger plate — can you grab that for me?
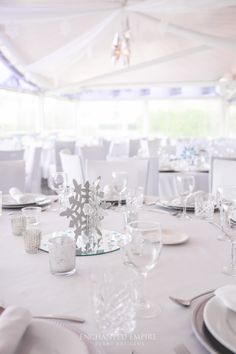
[192,295,234,354]
[40,229,128,256]
[2,194,49,209]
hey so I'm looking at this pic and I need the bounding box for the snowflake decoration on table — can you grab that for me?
[60,178,105,254]
[181,146,197,162]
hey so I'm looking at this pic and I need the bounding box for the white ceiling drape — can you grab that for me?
[0,0,236,93]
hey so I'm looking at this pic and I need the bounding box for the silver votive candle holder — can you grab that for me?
[22,206,41,226]
[23,229,42,254]
[10,214,27,236]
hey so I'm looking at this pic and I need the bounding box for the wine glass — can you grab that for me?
[216,186,236,241]
[221,203,236,276]
[51,172,67,211]
[112,171,128,210]
[174,174,195,219]
[125,221,162,318]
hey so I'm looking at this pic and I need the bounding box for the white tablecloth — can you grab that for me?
[0,205,232,354]
[159,171,209,198]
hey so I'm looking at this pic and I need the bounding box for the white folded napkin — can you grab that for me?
[215,285,236,312]
[9,188,33,204]
[103,185,118,200]
[0,306,31,354]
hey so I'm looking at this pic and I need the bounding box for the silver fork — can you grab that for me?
[169,289,214,307]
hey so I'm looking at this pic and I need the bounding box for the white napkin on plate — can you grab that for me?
[215,285,236,312]
[0,306,32,354]
[9,188,33,204]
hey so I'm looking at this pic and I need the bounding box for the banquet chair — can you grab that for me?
[86,157,159,195]
[128,139,141,157]
[147,139,162,157]
[60,150,84,187]
[0,160,25,193]
[80,145,107,161]
[0,149,24,161]
[25,146,42,193]
[100,138,111,157]
[210,157,236,195]
[55,140,76,172]
[108,141,129,159]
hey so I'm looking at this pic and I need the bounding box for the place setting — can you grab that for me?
[2,187,52,210]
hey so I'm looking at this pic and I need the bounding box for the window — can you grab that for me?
[148,99,222,137]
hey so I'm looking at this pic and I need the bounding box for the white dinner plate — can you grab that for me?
[2,194,47,208]
[157,198,195,211]
[191,295,234,354]
[203,296,236,353]
[162,229,189,245]
[15,319,92,354]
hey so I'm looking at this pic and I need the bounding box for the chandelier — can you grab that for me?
[111,18,131,67]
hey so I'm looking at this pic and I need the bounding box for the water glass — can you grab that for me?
[216,186,236,240]
[22,207,41,226]
[112,171,128,209]
[195,192,215,220]
[126,186,144,208]
[48,236,76,276]
[123,208,138,227]
[23,228,41,254]
[92,267,136,335]
[10,213,26,236]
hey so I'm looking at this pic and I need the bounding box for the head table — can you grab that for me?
[0,204,232,354]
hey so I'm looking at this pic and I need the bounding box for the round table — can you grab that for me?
[0,204,231,354]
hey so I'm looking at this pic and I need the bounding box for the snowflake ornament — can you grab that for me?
[60,179,105,253]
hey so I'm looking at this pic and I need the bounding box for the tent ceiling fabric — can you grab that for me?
[0,0,236,94]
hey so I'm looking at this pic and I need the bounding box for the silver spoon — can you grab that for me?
[169,289,214,307]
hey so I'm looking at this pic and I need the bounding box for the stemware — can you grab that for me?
[50,172,67,211]
[174,174,195,219]
[112,171,128,210]
[216,186,236,240]
[125,221,162,318]
[221,203,236,276]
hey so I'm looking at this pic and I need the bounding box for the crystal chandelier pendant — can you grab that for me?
[111,17,131,66]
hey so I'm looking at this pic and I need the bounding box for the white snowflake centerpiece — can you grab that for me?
[60,179,105,254]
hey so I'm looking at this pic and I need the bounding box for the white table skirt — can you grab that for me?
[159,171,209,198]
[0,205,231,354]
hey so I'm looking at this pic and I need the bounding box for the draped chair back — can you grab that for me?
[0,160,25,193]
[60,149,84,187]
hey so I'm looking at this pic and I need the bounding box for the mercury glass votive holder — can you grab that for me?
[23,229,42,254]
[48,236,76,276]
[10,214,27,236]
[22,206,41,226]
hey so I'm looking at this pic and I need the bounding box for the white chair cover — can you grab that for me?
[80,145,107,161]
[55,140,76,171]
[145,157,159,196]
[60,150,84,187]
[0,160,25,193]
[25,147,42,193]
[0,150,24,161]
[210,157,236,195]
[108,141,129,159]
[86,158,149,192]
[147,139,162,157]
[128,139,141,157]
